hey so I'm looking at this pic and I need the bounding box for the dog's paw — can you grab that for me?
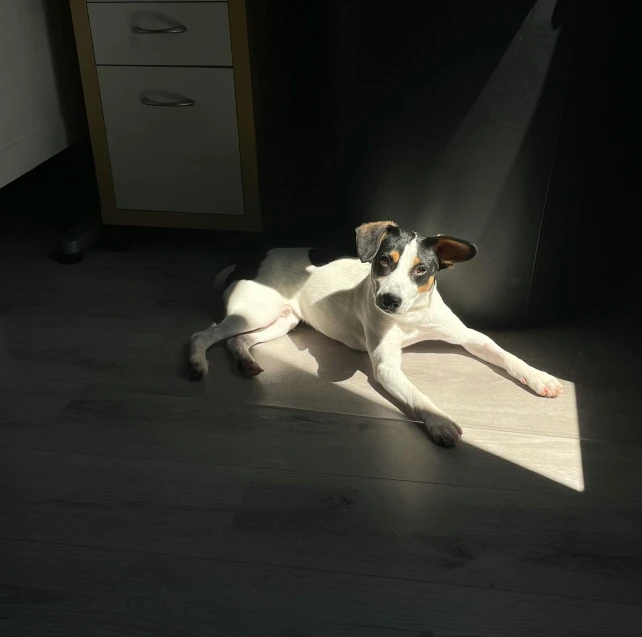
[521,369,563,398]
[236,357,264,378]
[424,415,462,448]
[188,355,208,380]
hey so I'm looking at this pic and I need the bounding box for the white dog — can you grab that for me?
[188,221,562,446]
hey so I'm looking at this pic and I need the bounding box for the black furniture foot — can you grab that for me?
[51,216,102,264]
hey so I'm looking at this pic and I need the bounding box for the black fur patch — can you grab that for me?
[413,241,440,289]
[308,245,356,267]
[223,250,267,290]
[222,229,476,295]
[371,228,415,278]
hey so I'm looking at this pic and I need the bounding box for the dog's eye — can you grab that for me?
[415,265,427,275]
[379,255,390,267]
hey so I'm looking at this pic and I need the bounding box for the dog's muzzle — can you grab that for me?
[377,293,402,313]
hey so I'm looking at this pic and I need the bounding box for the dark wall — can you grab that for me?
[326,0,573,327]
[246,0,338,240]
[248,0,628,327]
[528,1,640,323]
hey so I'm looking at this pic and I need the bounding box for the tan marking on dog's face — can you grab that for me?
[360,220,397,229]
[355,221,399,263]
[417,275,435,294]
[390,250,400,263]
[412,256,421,266]
[358,221,397,243]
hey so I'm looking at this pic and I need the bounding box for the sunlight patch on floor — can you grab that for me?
[258,339,584,493]
[460,380,583,492]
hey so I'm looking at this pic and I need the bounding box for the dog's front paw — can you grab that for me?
[188,354,208,380]
[424,414,462,448]
[521,369,563,398]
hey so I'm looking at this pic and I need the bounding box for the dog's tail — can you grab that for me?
[212,264,236,292]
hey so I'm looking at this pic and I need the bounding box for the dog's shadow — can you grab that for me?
[286,326,531,444]
[289,325,525,388]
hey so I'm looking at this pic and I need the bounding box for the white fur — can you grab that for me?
[189,246,562,447]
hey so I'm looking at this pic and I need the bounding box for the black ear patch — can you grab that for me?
[355,221,399,263]
[422,235,478,270]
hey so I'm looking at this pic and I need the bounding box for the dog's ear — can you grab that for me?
[355,221,398,263]
[423,235,478,270]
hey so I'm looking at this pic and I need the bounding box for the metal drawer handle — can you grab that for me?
[141,96,195,107]
[132,25,187,35]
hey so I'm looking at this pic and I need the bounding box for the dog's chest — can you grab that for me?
[297,259,370,351]
[304,309,368,351]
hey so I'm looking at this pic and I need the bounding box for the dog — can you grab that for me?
[188,221,562,447]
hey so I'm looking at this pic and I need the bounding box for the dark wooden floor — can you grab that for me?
[1,213,642,636]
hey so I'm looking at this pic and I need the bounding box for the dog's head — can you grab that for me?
[356,221,477,315]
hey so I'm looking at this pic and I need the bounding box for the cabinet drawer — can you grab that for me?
[98,66,244,216]
[88,2,232,67]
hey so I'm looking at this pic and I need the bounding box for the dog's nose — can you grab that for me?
[380,293,402,312]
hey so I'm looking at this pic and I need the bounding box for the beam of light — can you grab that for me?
[418,2,563,237]
[248,329,583,493]
[463,408,584,493]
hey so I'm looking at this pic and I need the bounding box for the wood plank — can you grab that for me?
[0,290,169,334]
[0,378,76,447]
[2,447,641,604]
[0,326,156,384]
[0,449,247,554]
[1,539,640,637]
[33,385,642,501]
[0,377,80,398]
[119,323,642,443]
[0,246,222,302]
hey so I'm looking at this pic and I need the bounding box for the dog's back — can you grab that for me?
[215,246,363,299]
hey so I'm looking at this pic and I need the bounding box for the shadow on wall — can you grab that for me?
[528,0,640,324]
[325,0,572,328]
[249,1,615,328]
[246,0,338,240]
[41,0,85,138]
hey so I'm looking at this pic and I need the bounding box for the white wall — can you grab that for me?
[0,0,83,188]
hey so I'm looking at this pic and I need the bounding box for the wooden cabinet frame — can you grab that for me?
[69,0,261,231]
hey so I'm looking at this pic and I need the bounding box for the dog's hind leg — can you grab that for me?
[227,309,299,377]
[188,280,286,380]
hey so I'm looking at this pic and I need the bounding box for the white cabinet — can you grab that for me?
[70,0,260,231]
